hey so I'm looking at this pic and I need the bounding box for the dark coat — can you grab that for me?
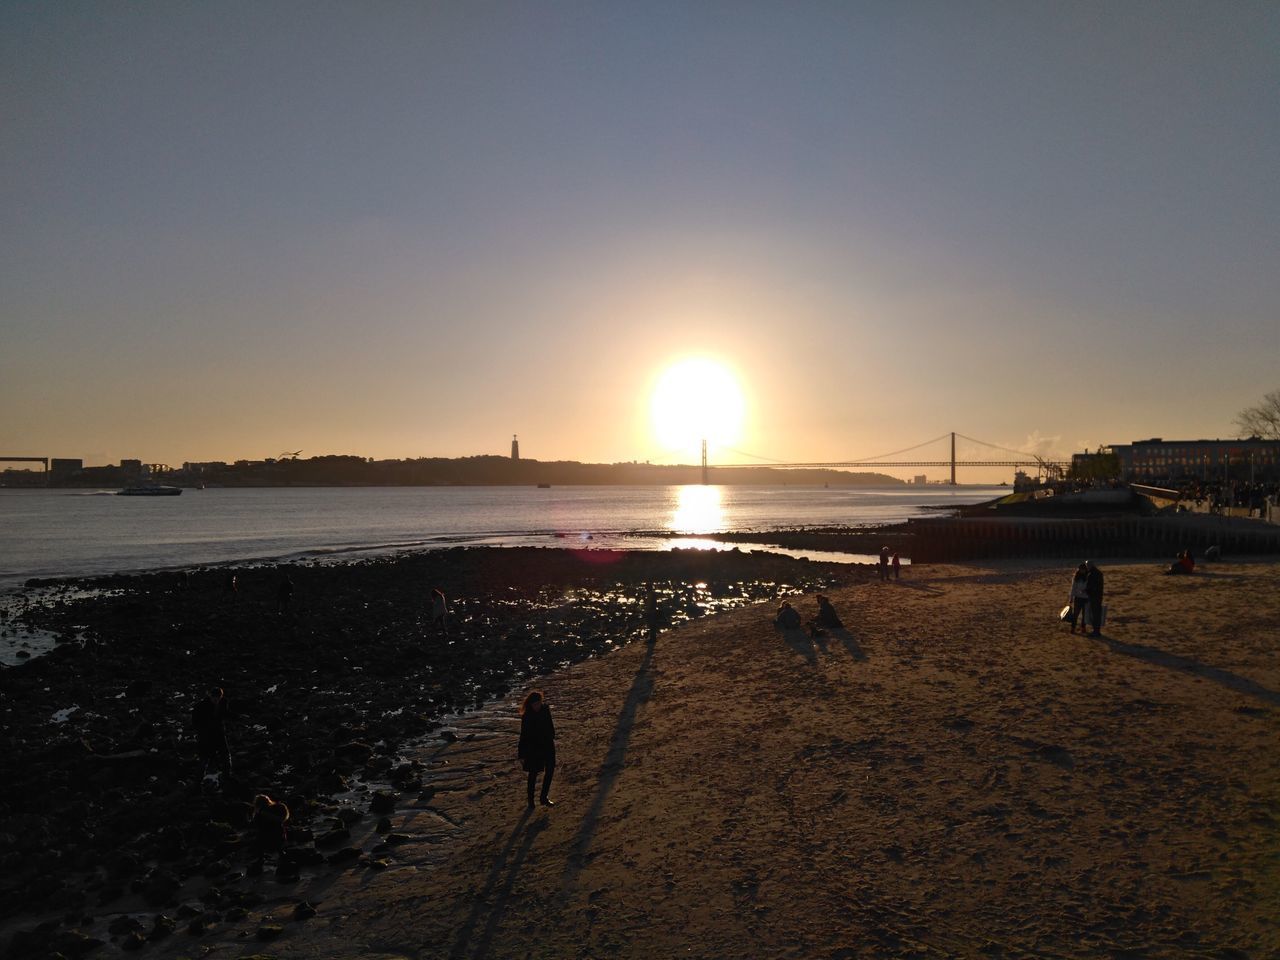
[1086,566,1104,602]
[816,599,844,629]
[192,697,229,756]
[518,705,555,773]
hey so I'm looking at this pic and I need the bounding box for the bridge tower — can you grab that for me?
[701,438,708,485]
[950,432,956,486]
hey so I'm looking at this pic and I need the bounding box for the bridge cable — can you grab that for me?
[852,432,953,462]
[716,446,790,465]
[954,432,1055,460]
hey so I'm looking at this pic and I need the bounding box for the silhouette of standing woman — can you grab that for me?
[518,690,556,808]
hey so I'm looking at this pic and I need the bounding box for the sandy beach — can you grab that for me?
[7,554,1280,959]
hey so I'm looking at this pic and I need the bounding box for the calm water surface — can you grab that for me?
[0,485,1002,589]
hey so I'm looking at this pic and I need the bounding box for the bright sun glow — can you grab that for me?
[650,357,746,454]
[671,484,724,534]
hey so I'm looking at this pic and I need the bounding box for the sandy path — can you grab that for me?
[151,559,1280,959]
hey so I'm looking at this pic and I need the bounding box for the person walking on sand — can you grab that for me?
[878,547,890,581]
[1066,562,1090,633]
[431,588,448,635]
[1085,560,1105,637]
[192,686,232,778]
[518,689,556,808]
[891,552,901,580]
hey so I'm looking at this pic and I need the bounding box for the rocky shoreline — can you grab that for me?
[0,545,860,955]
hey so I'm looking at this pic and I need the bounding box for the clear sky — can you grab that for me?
[3,2,1277,482]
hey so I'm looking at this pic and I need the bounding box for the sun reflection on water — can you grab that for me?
[671,484,724,534]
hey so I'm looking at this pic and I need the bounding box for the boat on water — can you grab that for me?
[117,485,183,496]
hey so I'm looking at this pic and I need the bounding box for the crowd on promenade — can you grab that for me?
[1175,479,1280,515]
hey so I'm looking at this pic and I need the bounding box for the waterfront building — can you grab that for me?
[1106,438,1280,483]
[50,458,83,481]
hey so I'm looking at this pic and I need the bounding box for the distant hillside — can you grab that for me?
[97,455,906,487]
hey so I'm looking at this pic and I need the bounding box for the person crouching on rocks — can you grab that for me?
[518,690,556,809]
[249,793,290,874]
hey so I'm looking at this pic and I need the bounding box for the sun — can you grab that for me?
[650,357,746,454]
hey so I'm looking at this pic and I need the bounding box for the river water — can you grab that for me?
[0,484,1002,590]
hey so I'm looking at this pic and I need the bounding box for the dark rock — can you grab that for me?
[368,791,398,815]
[142,869,180,906]
[120,931,146,951]
[285,847,325,866]
[149,915,175,939]
[107,916,143,936]
[326,847,362,866]
[256,924,284,940]
[375,816,392,834]
[292,901,317,921]
[48,930,106,957]
[334,741,373,764]
[315,828,350,848]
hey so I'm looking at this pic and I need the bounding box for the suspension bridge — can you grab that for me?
[695,432,1071,485]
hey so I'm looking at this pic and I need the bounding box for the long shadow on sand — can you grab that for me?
[1094,636,1280,707]
[555,633,657,906]
[893,579,946,596]
[449,809,546,959]
[829,627,867,661]
[778,626,817,664]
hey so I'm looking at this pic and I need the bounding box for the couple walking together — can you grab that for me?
[1066,560,1105,636]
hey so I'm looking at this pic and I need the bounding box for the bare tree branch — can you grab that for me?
[1234,389,1280,439]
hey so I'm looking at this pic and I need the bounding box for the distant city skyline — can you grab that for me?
[3,3,1277,485]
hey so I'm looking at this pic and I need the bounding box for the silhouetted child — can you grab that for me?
[891,553,901,580]
[248,794,290,872]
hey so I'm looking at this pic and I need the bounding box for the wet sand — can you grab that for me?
[7,555,1280,958]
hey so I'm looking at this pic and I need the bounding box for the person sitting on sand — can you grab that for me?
[1166,549,1195,576]
[808,594,844,635]
[248,793,290,873]
[775,600,802,630]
